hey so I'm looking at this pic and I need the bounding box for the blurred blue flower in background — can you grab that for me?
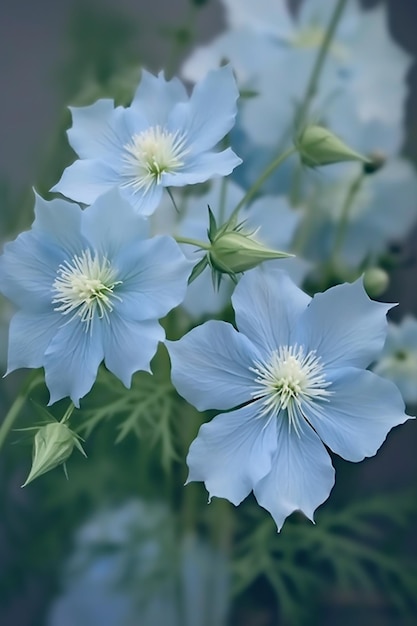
[373,316,417,405]
[52,66,242,216]
[168,267,410,530]
[0,189,191,405]
[48,500,230,626]
[183,0,412,197]
[298,157,417,268]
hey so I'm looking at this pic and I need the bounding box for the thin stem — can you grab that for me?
[294,0,349,132]
[0,370,41,451]
[331,171,365,264]
[230,146,297,221]
[60,402,75,424]
[218,176,228,226]
[175,236,210,250]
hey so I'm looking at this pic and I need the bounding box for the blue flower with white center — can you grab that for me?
[167,266,411,530]
[51,66,242,216]
[373,316,417,406]
[0,189,191,406]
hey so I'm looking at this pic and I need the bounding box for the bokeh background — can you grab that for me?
[1,1,417,624]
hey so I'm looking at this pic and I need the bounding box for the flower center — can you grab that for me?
[52,249,122,331]
[121,126,189,192]
[250,345,332,435]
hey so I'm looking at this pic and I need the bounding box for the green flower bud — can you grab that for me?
[22,422,86,487]
[363,267,390,298]
[295,125,370,168]
[209,230,293,275]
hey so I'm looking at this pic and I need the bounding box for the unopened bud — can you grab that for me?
[363,267,389,298]
[209,230,292,275]
[296,125,370,168]
[22,422,86,487]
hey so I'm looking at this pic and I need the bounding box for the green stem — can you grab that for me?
[0,370,41,451]
[60,402,75,424]
[294,0,349,132]
[230,146,297,221]
[175,236,210,249]
[331,171,365,264]
[218,176,228,225]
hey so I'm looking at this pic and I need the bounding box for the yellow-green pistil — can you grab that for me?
[122,125,189,192]
[250,345,333,436]
[52,249,122,332]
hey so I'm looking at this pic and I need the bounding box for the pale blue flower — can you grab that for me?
[51,67,242,216]
[167,267,410,530]
[0,189,191,406]
[373,317,417,405]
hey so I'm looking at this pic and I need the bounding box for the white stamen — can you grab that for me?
[250,345,332,436]
[52,249,122,332]
[121,126,189,193]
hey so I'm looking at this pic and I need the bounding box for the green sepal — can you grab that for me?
[188,256,209,285]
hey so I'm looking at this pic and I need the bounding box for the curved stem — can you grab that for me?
[331,171,365,264]
[230,146,297,221]
[175,236,210,250]
[0,370,42,451]
[294,0,349,132]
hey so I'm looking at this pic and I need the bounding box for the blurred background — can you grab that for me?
[1,1,417,624]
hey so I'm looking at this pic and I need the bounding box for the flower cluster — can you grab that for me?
[0,0,415,538]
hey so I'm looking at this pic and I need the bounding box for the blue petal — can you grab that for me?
[118,180,164,217]
[102,314,164,388]
[168,66,240,154]
[186,400,277,505]
[81,189,149,258]
[181,265,233,319]
[0,196,86,311]
[222,0,294,38]
[295,279,393,370]
[130,70,188,126]
[51,159,119,205]
[162,149,242,187]
[306,367,411,462]
[32,194,84,256]
[0,233,60,311]
[253,418,335,531]
[243,195,300,250]
[6,310,63,374]
[232,267,311,354]
[167,320,260,411]
[114,236,191,321]
[68,100,124,159]
[44,320,104,406]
